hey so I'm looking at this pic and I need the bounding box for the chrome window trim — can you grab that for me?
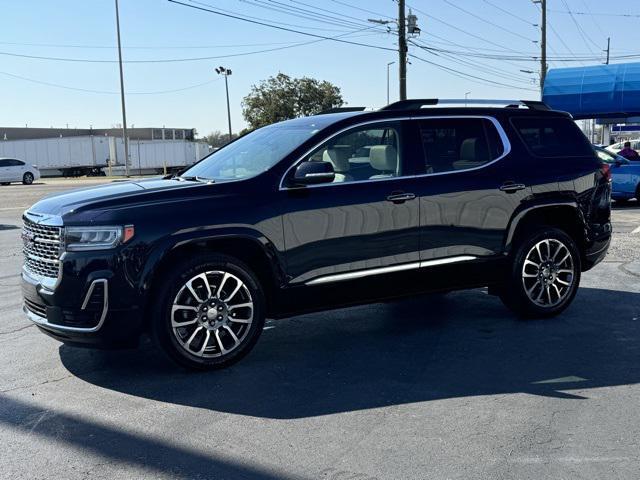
[279,115,512,191]
[24,279,109,333]
[305,255,477,285]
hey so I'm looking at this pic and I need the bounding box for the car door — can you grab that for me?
[413,116,528,261]
[7,159,25,181]
[279,120,423,285]
[0,159,11,182]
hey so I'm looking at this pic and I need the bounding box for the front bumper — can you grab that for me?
[21,258,144,349]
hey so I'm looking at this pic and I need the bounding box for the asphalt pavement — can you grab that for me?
[1,179,639,480]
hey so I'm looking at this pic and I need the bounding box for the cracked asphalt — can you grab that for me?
[1,179,640,480]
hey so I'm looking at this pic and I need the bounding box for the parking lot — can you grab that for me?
[1,179,639,479]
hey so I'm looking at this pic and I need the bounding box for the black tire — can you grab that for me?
[22,172,34,185]
[151,253,265,370]
[499,227,581,318]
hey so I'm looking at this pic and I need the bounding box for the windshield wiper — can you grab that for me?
[175,175,215,184]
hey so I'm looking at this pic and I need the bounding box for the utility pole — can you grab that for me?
[386,61,395,104]
[215,66,233,140]
[398,0,407,100]
[540,0,547,97]
[604,37,611,64]
[114,0,130,177]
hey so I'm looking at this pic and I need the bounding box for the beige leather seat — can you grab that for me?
[453,138,489,170]
[369,145,398,179]
[322,148,352,182]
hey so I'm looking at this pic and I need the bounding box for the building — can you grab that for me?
[1,127,195,142]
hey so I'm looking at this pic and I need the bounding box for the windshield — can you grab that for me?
[182,124,322,181]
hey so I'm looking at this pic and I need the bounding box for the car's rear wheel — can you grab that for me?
[499,227,580,318]
[151,253,265,370]
[22,172,34,185]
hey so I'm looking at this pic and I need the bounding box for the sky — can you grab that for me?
[1,0,639,137]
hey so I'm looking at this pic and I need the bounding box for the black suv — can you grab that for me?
[21,99,612,369]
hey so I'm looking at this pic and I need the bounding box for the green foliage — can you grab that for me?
[241,73,344,129]
[200,130,238,149]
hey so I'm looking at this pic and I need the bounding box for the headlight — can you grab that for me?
[65,225,134,251]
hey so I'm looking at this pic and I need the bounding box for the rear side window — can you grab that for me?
[7,159,24,166]
[418,118,505,174]
[511,117,593,157]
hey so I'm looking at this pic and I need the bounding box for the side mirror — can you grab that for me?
[293,161,335,185]
[614,160,623,167]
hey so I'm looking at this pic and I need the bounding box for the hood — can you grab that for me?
[27,178,203,219]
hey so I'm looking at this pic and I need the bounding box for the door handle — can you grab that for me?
[499,182,526,193]
[387,192,416,204]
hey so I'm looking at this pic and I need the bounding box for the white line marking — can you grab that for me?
[632,225,640,234]
[0,207,28,211]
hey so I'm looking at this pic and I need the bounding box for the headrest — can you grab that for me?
[322,148,350,173]
[369,145,398,172]
[460,137,489,163]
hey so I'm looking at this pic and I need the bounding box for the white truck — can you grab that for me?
[0,135,211,176]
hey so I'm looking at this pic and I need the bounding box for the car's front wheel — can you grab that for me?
[22,172,34,185]
[500,227,581,318]
[151,254,265,370]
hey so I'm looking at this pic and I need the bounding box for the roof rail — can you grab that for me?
[380,99,551,111]
[318,107,366,114]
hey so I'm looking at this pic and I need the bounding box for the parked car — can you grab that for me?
[21,99,611,370]
[595,146,640,202]
[0,158,40,185]
[606,139,640,155]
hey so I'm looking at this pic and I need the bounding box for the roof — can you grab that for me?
[543,63,640,120]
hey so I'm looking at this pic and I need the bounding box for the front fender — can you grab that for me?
[138,225,286,296]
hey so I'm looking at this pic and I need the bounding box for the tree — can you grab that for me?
[200,130,238,149]
[242,73,344,129]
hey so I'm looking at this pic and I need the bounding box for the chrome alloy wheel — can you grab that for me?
[522,239,575,307]
[171,271,254,358]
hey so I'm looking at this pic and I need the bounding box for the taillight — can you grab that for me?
[600,163,611,182]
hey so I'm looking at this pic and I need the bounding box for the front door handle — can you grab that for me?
[499,182,526,193]
[387,192,416,204]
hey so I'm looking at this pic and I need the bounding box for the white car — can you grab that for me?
[0,158,40,185]
[606,139,640,154]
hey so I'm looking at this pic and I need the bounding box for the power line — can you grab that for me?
[407,4,528,55]
[237,0,373,31]
[480,0,534,25]
[409,53,538,92]
[560,0,599,54]
[0,70,221,95]
[167,0,396,52]
[0,26,383,63]
[327,0,395,20]
[440,0,535,42]
[410,39,533,83]
[547,9,640,18]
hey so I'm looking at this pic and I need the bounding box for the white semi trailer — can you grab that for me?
[0,135,211,176]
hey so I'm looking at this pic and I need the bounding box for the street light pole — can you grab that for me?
[386,61,395,104]
[215,66,233,140]
[114,0,129,177]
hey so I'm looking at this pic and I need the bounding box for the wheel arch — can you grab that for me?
[504,201,587,256]
[141,233,286,326]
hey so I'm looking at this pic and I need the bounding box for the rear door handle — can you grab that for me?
[387,192,416,204]
[499,182,526,193]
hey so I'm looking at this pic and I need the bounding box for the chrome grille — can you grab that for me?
[22,217,62,279]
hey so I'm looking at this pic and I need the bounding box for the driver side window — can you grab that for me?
[303,123,402,183]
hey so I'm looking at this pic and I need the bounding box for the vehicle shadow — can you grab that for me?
[60,287,640,419]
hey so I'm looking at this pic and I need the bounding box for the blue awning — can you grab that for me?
[542,63,640,119]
